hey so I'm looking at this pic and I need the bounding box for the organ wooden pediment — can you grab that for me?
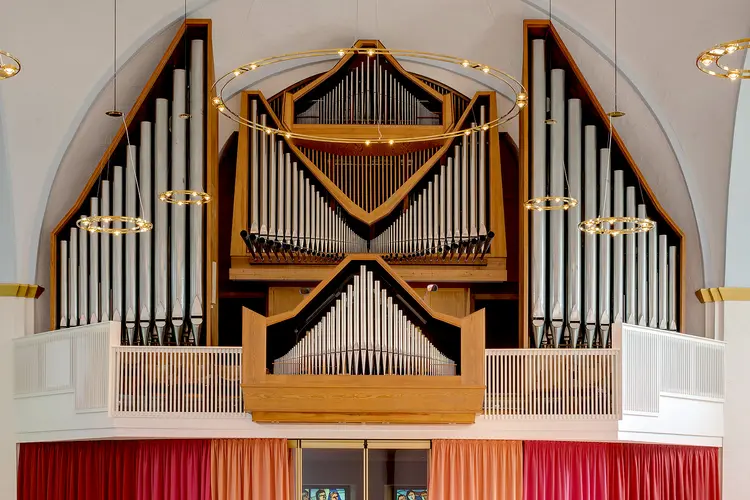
[241,254,486,424]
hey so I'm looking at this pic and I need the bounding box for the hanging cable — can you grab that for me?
[106,0,123,117]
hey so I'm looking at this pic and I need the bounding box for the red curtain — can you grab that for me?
[524,441,720,500]
[18,439,210,500]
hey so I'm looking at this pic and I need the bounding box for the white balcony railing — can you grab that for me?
[111,346,243,417]
[620,323,725,414]
[484,348,621,419]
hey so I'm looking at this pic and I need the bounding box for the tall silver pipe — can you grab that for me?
[446,159,453,247]
[260,115,268,237]
[100,180,111,322]
[479,106,487,237]
[292,162,299,247]
[549,69,565,347]
[79,219,88,326]
[452,154,459,242]
[112,166,123,324]
[69,228,78,327]
[125,145,138,341]
[268,132,277,239]
[531,39,548,347]
[659,234,668,330]
[669,246,677,330]
[625,187,636,324]
[567,99,582,347]
[189,40,205,343]
[461,138,469,241]
[250,101,259,233]
[60,241,68,327]
[171,69,187,342]
[583,125,599,348]
[637,204,648,326]
[285,153,292,243]
[469,122,478,240]
[598,149,611,347]
[154,99,169,339]
[89,197,99,324]
[277,141,285,242]
[139,121,153,339]
[612,170,624,323]
[440,164,447,248]
[648,222,658,328]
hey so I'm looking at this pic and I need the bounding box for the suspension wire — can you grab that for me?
[122,115,147,217]
[613,0,619,113]
[112,0,118,112]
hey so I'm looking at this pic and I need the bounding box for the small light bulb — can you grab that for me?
[729,71,739,81]
[368,49,375,56]
[178,201,184,206]
[2,65,17,76]
[517,100,527,108]
[701,57,713,67]
[249,64,257,70]
[710,48,726,56]
[388,139,394,145]
[482,66,490,73]
[218,105,226,112]
[285,133,291,139]
[727,44,738,53]
[365,140,371,146]
[518,92,527,101]
[114,231,121,236]
[233,70,241,76]
[554,197,561,202]
[212,97,222,105]
[338,50,346,57]
[461,60,470,68]
[708,70,716,76]
[196,201,202,206]
[265,128,272,134]
[205,196,211,201]
[481,125,489,131]
[464,129,471,136]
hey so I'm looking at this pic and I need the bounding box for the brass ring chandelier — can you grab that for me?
[696,39,750,80]
[0,51,21,80]
[578,216,654,236]
[159,189,212,205]
[76,215,154,235]
[211,48,528,145]
[524,196,578,211]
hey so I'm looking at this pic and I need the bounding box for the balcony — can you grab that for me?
[13,321,724,446]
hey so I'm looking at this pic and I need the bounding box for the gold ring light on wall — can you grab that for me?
[211,48,528,145]
[0,51,20,80]
[696,39,750,80]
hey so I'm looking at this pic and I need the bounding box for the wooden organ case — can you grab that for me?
[241,255,486,424]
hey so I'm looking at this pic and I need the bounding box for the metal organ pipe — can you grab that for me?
[171,69,187,344]
[598,148,611,347]
[613,170,624,323]
[188,42,204,344]
[659,235,668,330]
[648,221,658,328]
[479,106,487,238]
[89,197,99,324]
[669,246,677,331]
[531,39,547,348]
[126,145,138,343]
[112,166,123,324]
[625,187,636,324]
[101,180,111,322]
[549,69,565,347]
[139,122,153,343]
[567,99,582,347]
[69,229,78,327]
[79,213,88,326]
[583,126,597,347]
[637,204,648,326]
[155,98,169,341]
[60,242,68,328]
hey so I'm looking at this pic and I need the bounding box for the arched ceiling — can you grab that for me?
[0,0,746,333]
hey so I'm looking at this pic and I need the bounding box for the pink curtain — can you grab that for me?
[429,439,523,500]
[524,441,720,500]
[135,439,211,500]
[210,439,293,500]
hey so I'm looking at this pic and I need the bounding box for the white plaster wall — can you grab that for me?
[725,52,750,287]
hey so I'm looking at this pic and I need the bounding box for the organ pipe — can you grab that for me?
[669,246,677,331]
[659,235,668,330]
[648,221,658,329]
[171,69,187,344]
[613,170,624,323]
[598,149,611,347]
[69,228,78,327]
[155,98,169,341]
[126,145,137,343]
[637,204,647,326]
[101,180,111,322]
[189,39,205,344]
[139,121,153,343]
[549,69,565,347]
[583,126,597,347]
[79,216,88,326]
[567,99,582,347]
[60,242,68,328]
[530,39,547,348]
[112,166,123,324]
[89,197,99,324]
[625,187,636,324]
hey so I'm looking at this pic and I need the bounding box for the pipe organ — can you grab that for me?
[242,255,485,424]
[526,28,682,348]
[51,23,214,345]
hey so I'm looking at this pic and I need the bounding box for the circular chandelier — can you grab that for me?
[211,48,527,145]
[0,51,21,80]
[578,216,654,236]
[696,39,750,80]
[159,190,212,206]
[524,196,578,211]
[77,215,153,235]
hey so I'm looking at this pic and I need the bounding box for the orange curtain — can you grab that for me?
[211,438,293,500]
[429,439,523,500]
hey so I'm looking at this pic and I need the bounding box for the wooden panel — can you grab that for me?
[267,287,306,316]
[251,411,477,425]
[461,309,486,388]
[487,92,508,259]
[205,20,218,346]
[242,307,267,384]
[413,288,470,318]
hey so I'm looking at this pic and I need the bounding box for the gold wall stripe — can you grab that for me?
[0,284,45,299]
[695,287,750,303]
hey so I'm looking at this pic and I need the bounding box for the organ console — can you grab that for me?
[523,21,683,348]
[241,255,485,424]
[50,21,217,345]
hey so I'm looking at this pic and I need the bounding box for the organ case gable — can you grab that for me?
[241,255,486,424]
